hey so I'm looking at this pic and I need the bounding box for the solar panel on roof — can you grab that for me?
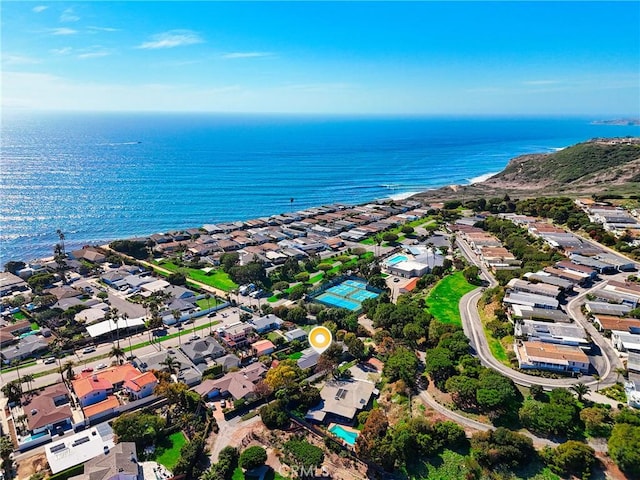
[72,437,90,447]
[50,444,67,454]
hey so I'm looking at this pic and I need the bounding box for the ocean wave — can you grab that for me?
[467,172,499,184]
[96,141,141,146]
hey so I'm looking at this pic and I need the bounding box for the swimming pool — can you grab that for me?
[329,425,359,446]
[386,254,407,266]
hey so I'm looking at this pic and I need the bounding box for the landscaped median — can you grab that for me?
[425,271,477,326]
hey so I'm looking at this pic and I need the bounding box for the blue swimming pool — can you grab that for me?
[329,425,359,446]
[386,254,407,266]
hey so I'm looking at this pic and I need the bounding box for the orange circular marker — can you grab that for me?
[309,326,332,354]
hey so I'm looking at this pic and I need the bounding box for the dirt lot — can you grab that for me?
[16,452,49,480]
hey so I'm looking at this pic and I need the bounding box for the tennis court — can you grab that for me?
[314,279,380,311]
[327,284,357,297]
[316,293,361,311]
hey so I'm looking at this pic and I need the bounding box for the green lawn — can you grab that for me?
[152,431,187,470]
[287,351,303,360]
[309,273,324,284]
[195,297,222,310]
[14,311,27,320]
[425,272,477,326]
[232,467,245,480]
[359,237,375,245]
[30,321,39,330]
[268,331,283,342]
[156,262,238,291]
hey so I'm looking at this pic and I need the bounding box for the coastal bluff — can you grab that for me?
[413,137,640,202]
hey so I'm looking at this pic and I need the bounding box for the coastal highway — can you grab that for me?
[454,236,623,391]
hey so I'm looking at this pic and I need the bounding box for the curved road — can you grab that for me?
[455,238,622,390]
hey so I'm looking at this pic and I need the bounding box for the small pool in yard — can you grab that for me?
[329,424,359,446]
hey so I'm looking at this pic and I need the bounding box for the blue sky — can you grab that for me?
[2,1,639,115]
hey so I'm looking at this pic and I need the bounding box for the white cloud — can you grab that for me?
[60,8,80,22]
[2,55,41,65]
[221,52,273,59]
[50,47,73,55]
[87,26,119,33]
[77,49,112,60]
[50,27,78,36]
[136,30,203,49]
[522,79,561,86]
[32,5,48,13]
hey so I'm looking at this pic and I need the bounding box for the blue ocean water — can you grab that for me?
[1,112,638,264]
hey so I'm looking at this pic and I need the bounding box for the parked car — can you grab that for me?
[220,399,226,408]
[190,335,200,341]
[95,363,108,370]
[43,357,56,365]
[82,346,97,354]
[81,367,94,373]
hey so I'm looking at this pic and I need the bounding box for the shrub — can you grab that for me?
[283,439,325,468]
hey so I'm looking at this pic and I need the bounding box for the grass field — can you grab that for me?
[425,272,476,326]
[156,261,238,291]
[287,351,303,360]
[14,311,27,320]
[152,431,187,470]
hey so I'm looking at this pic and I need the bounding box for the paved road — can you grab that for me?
[455,236,622,390]
[0,306,249,390]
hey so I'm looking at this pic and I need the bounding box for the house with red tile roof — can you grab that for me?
[123,371,158,400]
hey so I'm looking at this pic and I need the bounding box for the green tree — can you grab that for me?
[445,375,479,410]
[382,232,399,243]
[541,440,596,480]
[580,407,612,437]
[112,411,166,444]
[264,360,300,391]
[239,446,267,470]
[0,435,14,480]
[259,400,289,429]
[608,423,640,478]
[4,261,25,275]
[424,347,455,390]
[470,427,534,469]
[384,347,419,386]
[1,380,22,405]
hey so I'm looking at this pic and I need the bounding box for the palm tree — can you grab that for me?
[571,383,590,402]
[1,380,23,405]
[56,229,66,256]
[615,367,627,383]
[62,361,75,384]
[110,307,121,348]
[172,310,182,345]
[11,359,23,385]
[160,355,179,375]
[109,346,126,365]
[22,373,34,395]
[593,374,601,392]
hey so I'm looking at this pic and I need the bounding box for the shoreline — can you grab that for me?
[2,172,500,265]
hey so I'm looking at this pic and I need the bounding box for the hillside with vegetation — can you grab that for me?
[415,137,640,201]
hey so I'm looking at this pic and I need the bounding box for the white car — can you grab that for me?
[95,363,108,370]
